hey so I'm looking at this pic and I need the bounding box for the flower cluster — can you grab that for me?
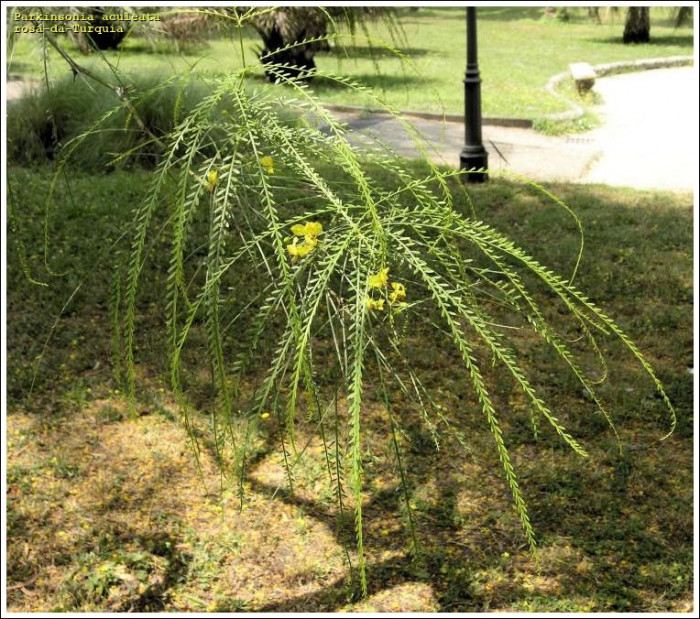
[260,155,275,175]
[365,297,385,312]
[287,221,323,261]
[204,155,273,193]
[368,267,389,289]
[365,267,407,312]
[389,282,406,304]
[205,170,218,192]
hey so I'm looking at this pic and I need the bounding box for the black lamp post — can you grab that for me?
[459,7,488,182]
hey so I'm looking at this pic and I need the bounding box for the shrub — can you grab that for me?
[111,66,674,593]
[7,72,213,169]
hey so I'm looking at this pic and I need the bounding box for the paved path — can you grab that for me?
[329,66,697,193]
[7,67,697,192]
[328,110,599,185]
[581,66,697,191]
[6,77,40,101]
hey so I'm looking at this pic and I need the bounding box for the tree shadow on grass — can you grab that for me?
[7,62,38,77]
[244,405,693,612]
[586,34,694,47]
[118,39,215,56]
[6,171,694,612]
[243,71,437,94]
[323,45,432,60]
[5,409,196,611]
[231,409,535,612]
[310,72,438,94]
[476,7,547,22]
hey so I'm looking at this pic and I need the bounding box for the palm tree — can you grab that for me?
[243,7,396,82]
[247,7,332,81]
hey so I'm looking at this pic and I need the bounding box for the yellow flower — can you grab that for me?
[260,155,275,174]
[304,221,323,237]
[205,170,218,192]
[368,267,389,289]
[291,221,323,239]
[287,239,314,261]
[365,297,385,312]
[389,282,406,303]
[288,221,322,261]
[260,412,270,420]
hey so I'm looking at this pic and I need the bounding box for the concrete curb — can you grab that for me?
[331,55,693,129]
[324,104,533,128]
[544,55,694,122]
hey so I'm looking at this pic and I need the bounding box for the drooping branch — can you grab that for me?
[40,28,167,150]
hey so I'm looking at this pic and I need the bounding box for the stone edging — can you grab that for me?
[543,55,694,122]
[323,104,533,128]
[331,55,693,129]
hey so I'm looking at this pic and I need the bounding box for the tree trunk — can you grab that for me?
[84,8,130,51]
[675,7,692,28]
[623,7,650,43]
[251,9,330,82]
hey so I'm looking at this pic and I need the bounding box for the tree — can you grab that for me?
[82,7,131,50]
[592,6,690,43]
[243,7,396,82]
[674,6,692,27]
[247,7,332,81]
[623,7,650,43]
[9,8,677,596]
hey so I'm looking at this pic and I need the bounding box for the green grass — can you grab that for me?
[6,163,693,612]
[7,7,693,121]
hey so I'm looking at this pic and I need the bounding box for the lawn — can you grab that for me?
[4,7,695,610]
[6,162,693,612]
[6,7,693,120]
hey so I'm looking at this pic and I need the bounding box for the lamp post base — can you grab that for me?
[459,147,488,183]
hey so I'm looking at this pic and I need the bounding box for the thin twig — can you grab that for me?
[40,28,167,150]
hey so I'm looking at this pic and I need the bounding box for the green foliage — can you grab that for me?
[6,166,691,611]
[108,70,674,592]
[10,9,679,596]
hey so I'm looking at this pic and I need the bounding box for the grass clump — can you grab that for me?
[6,71,213,169]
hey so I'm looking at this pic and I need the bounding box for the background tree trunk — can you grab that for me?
[248,7,394,83]
[674,6,692,28]
[623,7,650,43]
[250,8,331,82]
